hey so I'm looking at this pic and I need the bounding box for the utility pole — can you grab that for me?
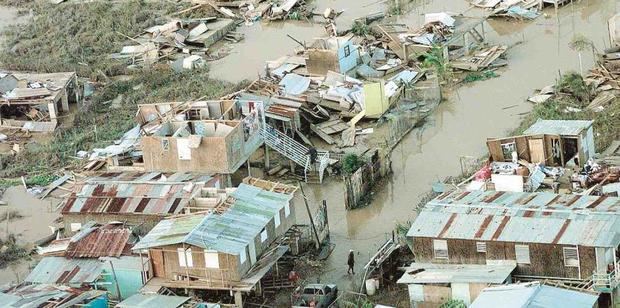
[298,182,320,251]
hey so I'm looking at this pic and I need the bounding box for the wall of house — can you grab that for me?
[152,244,243,284]
[142,134,231,174]
[412,237,596,280]
[337,41,360,73]
[101,256,147,301]
[62,213,163,235]
[306,50,339,75]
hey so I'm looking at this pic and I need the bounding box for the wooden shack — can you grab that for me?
[486,119,595,167]
[0,71,79,132]
[407,191,620,286]
[133,182,297,306]
[61,172,221,234]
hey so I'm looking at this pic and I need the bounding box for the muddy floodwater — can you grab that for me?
[0,0,617,295]
[245,0,619,288]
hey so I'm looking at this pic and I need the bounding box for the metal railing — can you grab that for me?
[262,124,329,183]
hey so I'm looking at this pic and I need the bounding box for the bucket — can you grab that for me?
[365,279,377,296]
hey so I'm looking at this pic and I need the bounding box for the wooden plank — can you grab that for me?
[39,174,72,199]
[310,124,335,144]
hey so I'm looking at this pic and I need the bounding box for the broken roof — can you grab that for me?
[61,172,218,215]
[0,284,106,308]
[133,183,294,254]
[397,263,515,284]
[0,71,75,104]
[470,282,598,308]
[25,257,104,285]
[523,119,593,136]
[65,222,132,258]
[407,190,620,247]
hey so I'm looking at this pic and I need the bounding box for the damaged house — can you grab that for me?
[36,221,148,301]
[486,119,595,167]
[61,172,221,234]
[112,18,239,69]
[137,100,264,176]
[305,35,361,76]
[0,71,79,132]
[132,182,297,307]
[407,190,620,300]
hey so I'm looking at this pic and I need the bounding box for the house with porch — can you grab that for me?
[132,181,297,307]
[407,190,620,306]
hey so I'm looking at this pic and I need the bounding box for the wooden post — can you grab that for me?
[108,260,123,300]
[298,182,320,250]
[264,144,270,170]
[234,291,243,307]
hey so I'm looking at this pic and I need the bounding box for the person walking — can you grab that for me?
[347,250,355,275]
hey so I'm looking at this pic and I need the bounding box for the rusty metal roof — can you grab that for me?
[408,191,620,247]
[25,257,104,285]
[65,223,131,258]
[62,172,219,215]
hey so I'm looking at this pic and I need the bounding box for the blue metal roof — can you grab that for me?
[408,191,620,247]
[523,119,593,136]
[133,184,293,255]
[470,282,598,308]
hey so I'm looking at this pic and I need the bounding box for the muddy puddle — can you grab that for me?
[283,0,619,288]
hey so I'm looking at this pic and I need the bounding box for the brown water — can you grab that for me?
[287,0,619,287]
[0,186,60,284]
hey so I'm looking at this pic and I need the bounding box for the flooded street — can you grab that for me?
[266,0,619,287]
[0,0,617,299]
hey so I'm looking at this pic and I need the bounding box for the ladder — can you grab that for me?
[261,124,329,183]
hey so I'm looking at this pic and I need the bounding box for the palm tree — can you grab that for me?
[569,34,594,75]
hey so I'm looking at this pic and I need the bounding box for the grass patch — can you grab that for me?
[342,153,364,175]
[0,0,186,79]
[0,234,29,269]
[511,73,619,152]
[0,68,248,178]
[463,70,499,83]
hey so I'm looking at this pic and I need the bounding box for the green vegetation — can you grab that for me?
[512,72,619,152]
[342,153,364,175]
[440,299,467,308]
[0,234,29,268]
[422,46,452,83]
[0,68,247,179]
[463,70,499,83]
[0,0,183,78]
[558,72,592,104]
[0,1,248,181]
[351,21,371,36]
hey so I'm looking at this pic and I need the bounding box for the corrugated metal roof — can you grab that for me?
[25,257,104,285]
[470,282,598,308]
[66,223,131,258]
[408,191,620,247]
[397,263,515,284]
[116,294,190,308]
[133,184,293,255]
[0,283,106,308]
[523,119,593,136]
[62,172,217,215]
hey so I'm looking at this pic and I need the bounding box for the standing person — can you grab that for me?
[347,250,355,275]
